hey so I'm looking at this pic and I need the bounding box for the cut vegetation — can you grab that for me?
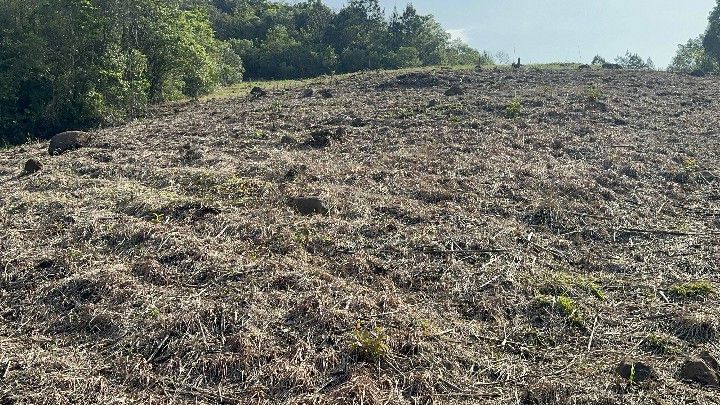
[0,67,719,403]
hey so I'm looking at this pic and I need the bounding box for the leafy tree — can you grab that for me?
[0,0,227,143]
[591,55,607,65]
[477,51,495,66]
[670,35,718,74]
[445,39,481,66]
[704,0,720,65]
[615,51,653,70]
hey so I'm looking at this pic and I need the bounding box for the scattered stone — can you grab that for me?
[699,351,720,373]
[305,130,331,149]
[613,117,628,126]
[617,360,654,383]
[301,88,314,98]
[350,117,366,127]
[279,135,298,145]
[35,258,54,269]
[319,89,333,98]
[578,64,591,70]
[250,86,267,98]
[689,70,706,77]
[23,159,42,175]
[335,127,348,139]
[428,99,439,107]
[679,357,719,386]
[290,197,328,216]
[444,85,464,97]
[48,131,91,155]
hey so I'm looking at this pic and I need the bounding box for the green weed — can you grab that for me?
[534,294,584,328]
[351,322,390,361]
[671,281,715,298]
[506,99,522,118]
[587,85,603,102]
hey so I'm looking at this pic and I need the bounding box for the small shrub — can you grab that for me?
[506,99,522,118]
[351,323,390,361]
[534,294,584,328]
[671,281,715,298]
[587,86,603,102]
[641,333,682,355]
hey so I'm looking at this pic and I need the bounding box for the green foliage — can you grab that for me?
[669,36,719,74]
[203,0,480,79]
[444,39,482,66]
[534,294,584,328]
[587,86,604,102]
[591,55,607,65]
[641,333,681,355]
[614,51,654,70]
[671,281,715,298]
[477,51,496,67]
[704,1,720,65]
[0,0,229,144]
[2,0,486,144]
[350,322,390,361]
[506,99,522,118]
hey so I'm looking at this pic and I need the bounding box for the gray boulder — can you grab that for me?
[23,159,43,175]
[49,131,91,155]
[680,356,719,386]
[291,197,328,216]
[444,85,464,96]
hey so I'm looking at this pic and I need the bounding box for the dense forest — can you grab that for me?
[0,0,484,144]
[1,0,720,145]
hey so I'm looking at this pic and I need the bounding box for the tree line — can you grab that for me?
[0,0,486,144]
[668,0,720,74]
[3,0,720,145]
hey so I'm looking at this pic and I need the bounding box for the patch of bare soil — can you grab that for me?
[1,67,719,404]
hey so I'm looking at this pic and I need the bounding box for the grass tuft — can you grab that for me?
[351,322,390,362]
[670,281,715,298]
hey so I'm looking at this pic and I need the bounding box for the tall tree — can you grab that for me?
[704,0,720,65]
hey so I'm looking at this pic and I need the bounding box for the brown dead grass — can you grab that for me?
[1,67,720,404]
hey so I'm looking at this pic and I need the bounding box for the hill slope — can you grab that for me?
[1,68,720,403]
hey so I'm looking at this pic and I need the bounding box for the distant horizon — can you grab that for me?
[308,0,716,69]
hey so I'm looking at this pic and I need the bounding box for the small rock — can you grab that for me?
[335,127,348,139]
[301,88,314,98]
[35,258,54,269]
[305,130,332,148]
[23,159,42,174]
[444,85,464,97]
[699,351,720,373]
[350,117,366,127]
[48,131,91,155]
[319,89,333,98]
[578,64,591,70]
[680,357,719,386]
[250,86,267,98]
[428,99,439,107]
[613,117,628,126]
[291,197,328,216]
[279,135,298,145]
[617,360,654,383]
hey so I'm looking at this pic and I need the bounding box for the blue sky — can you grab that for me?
[318,0,716,68]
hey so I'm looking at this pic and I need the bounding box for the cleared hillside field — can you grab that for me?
[1,67,719,404]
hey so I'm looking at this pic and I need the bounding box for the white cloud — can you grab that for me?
[447,28,469,43]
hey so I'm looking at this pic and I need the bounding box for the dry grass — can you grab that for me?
[1,67,720,404]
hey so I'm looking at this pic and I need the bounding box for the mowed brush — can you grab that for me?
[1,67,720,404]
